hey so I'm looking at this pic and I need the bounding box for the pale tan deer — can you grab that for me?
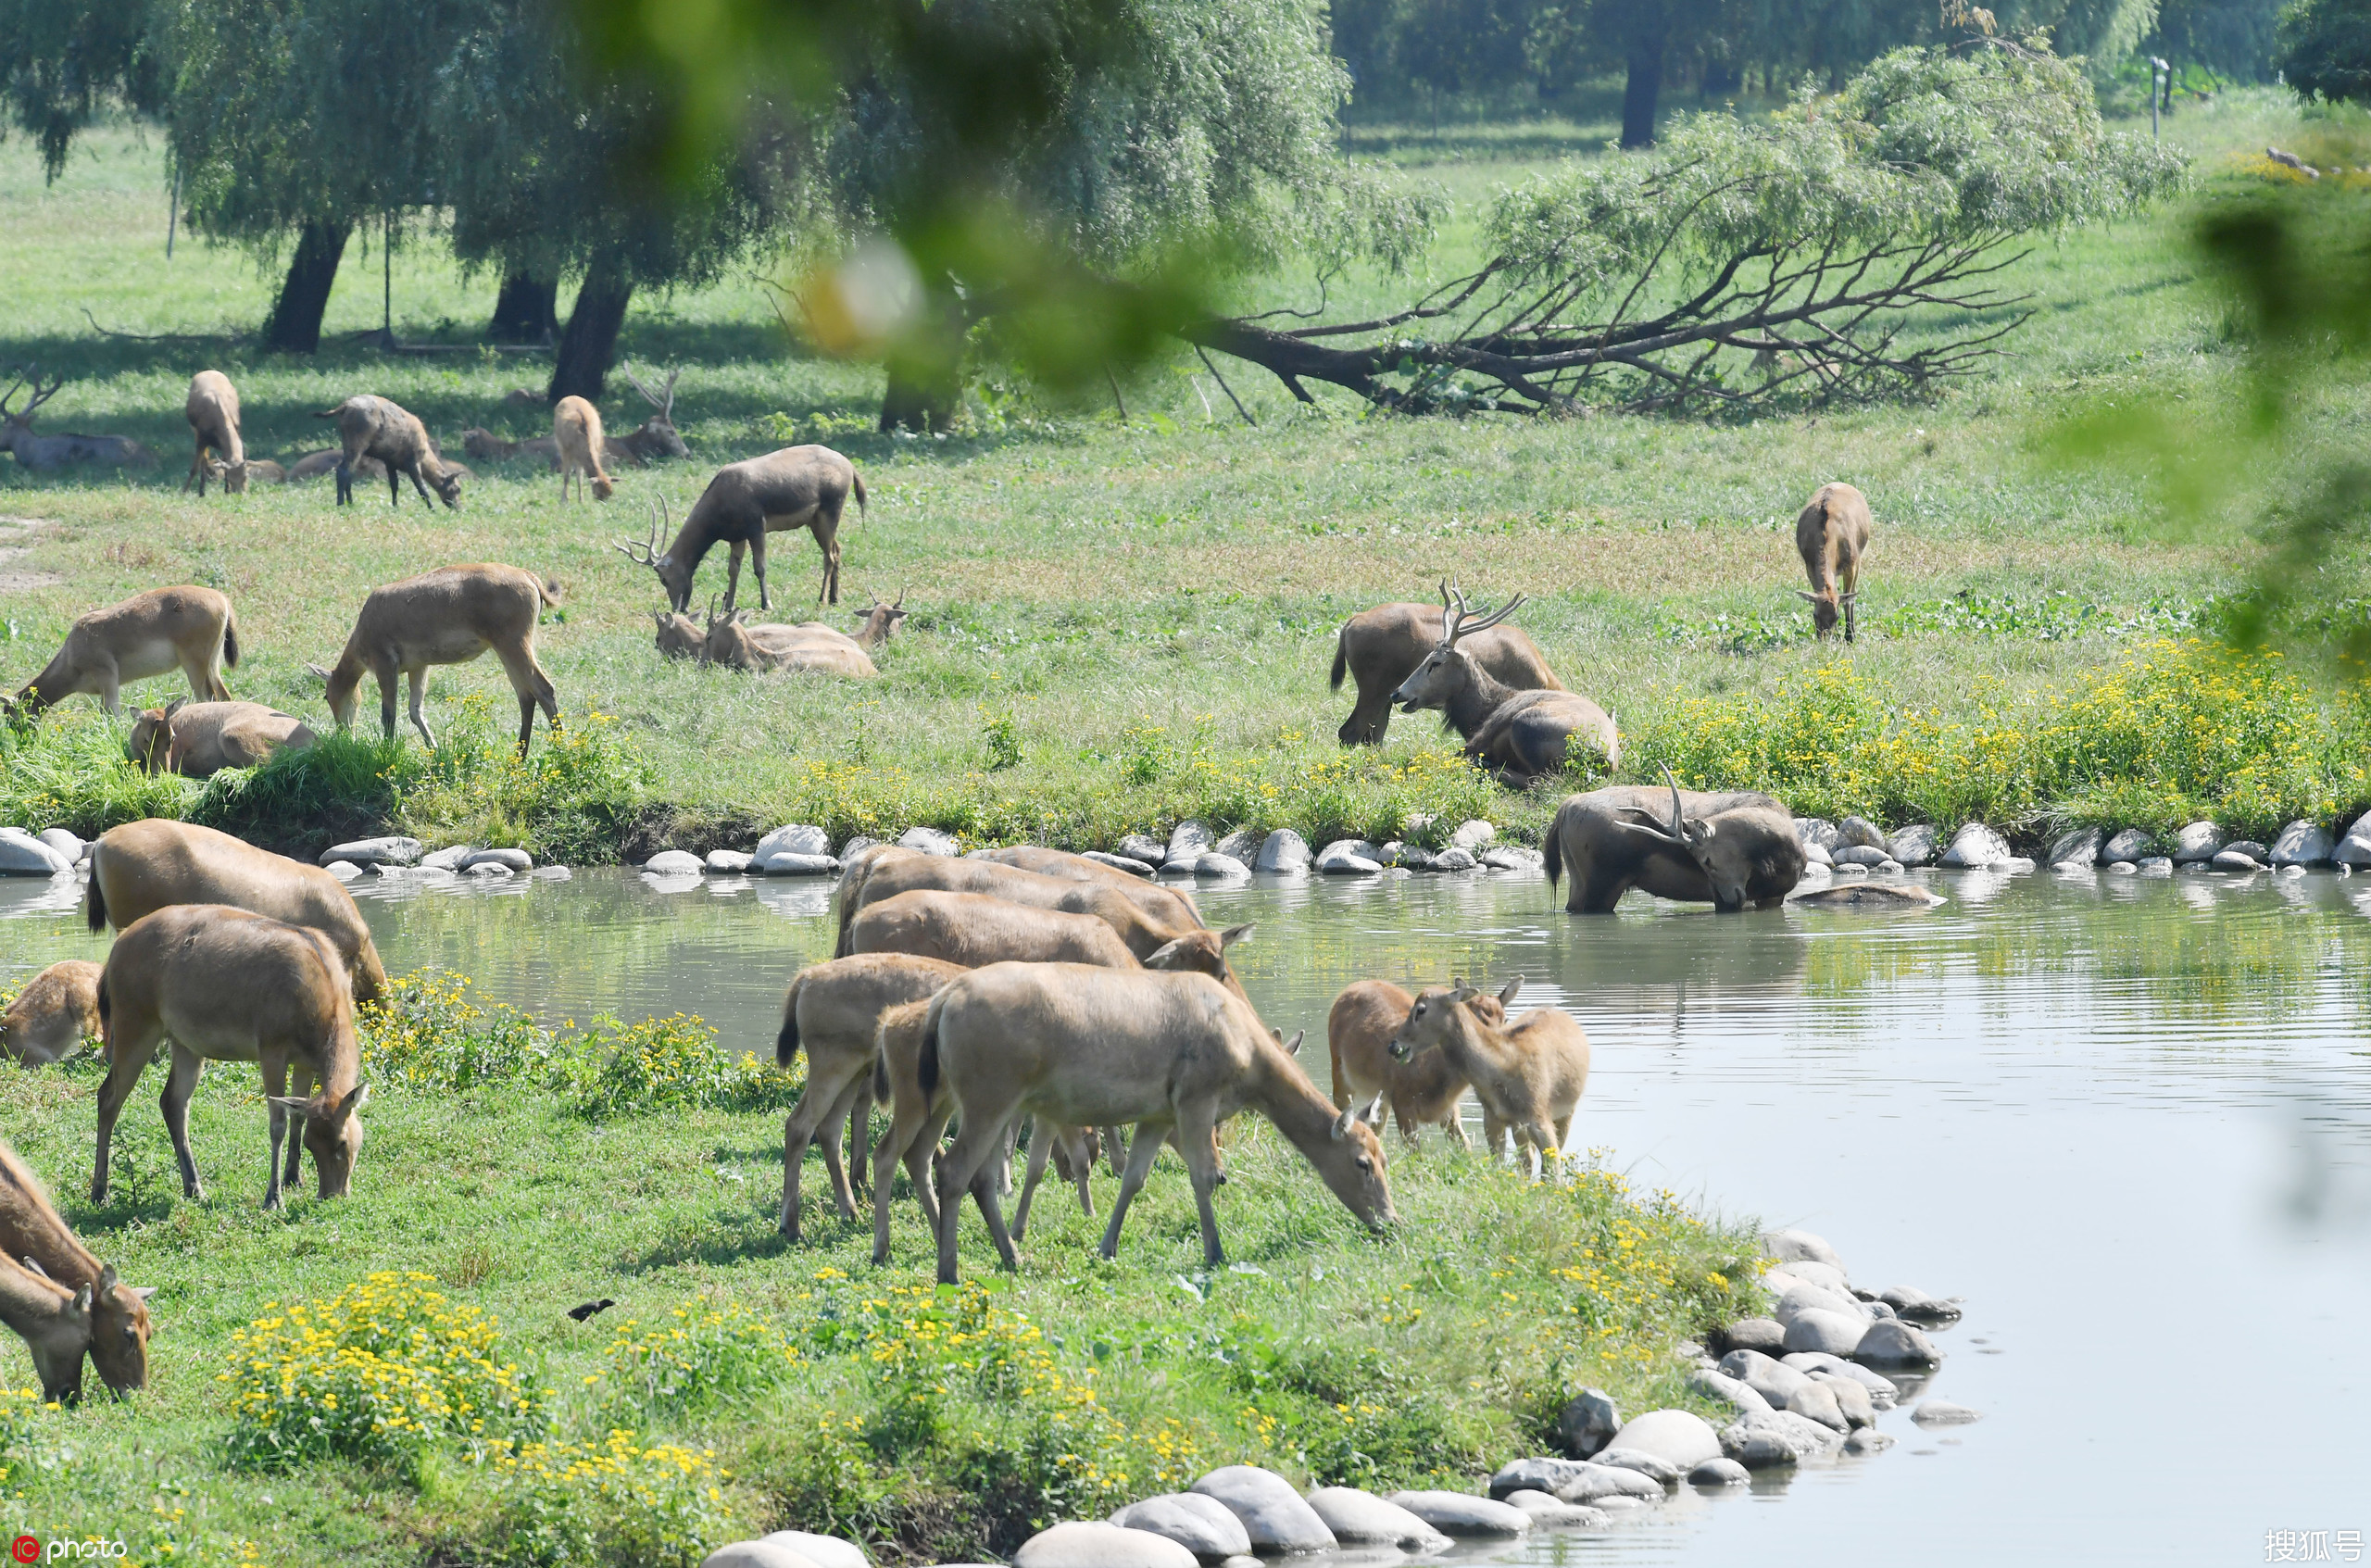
[307,564,560,754]
[553,395,613,502]
[6,585,237,718]
[698,600,877,677]
[1332,582,1565,746]
[3,960,104,1066]
[773,953,965,1242]
[920,963,1391,1283]
[313,395,462,508]
[0,366,157,472]
[88,819,391,1005]
[1390,588,1621,785]
[182,370,248,495]
[616,444,866,613]
[94,905,368,1210]
[126,699,316,778]
[1326,977,1517,1146]
[851,589,910,649]
[0,1139,151,1394]
[1796,482,1872,642]
[849,890,1142,970]
[1389,980,1589,1179]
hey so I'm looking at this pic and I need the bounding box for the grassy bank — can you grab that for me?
[0,971,1761,1565]
[3,95,2367,859]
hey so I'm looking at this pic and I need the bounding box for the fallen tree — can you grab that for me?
[1188,42,2187,416]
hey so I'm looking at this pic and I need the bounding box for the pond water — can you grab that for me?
[6,860,2368,1566]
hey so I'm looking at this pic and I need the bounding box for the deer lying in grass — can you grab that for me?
[288,447,383,483]
[698,600,878,677]
[851,589,910,649]
[1331,583,1564,746]
[1326,977,1518,1147]
[314,395,462,508]
[5,585,237,718]
[182,370,248,495]
[772,953,965,1242]
[653,610,705,659]
[919,964,1392,1283]
[615,366,691,463]
[0,366,157,472]
[1544,767,1804,913]
[307,563,560,754]
[553,395,613,501]
[3,960,104,1066]
[94,905,369,1210]
[126,699,315,777]
[616,443,867,613]
[1796,482,1872,642]
[0,1140,151,1395]
[89,819,391,1005]
[1389,588,1621,786]
[1389,978,1589,1179]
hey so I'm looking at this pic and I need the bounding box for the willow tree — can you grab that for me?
[1190,42,2186,413]
[0,0,160,177]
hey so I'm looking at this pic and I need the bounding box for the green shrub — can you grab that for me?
[565,1012,802,1121]
[596,1297,803,1420]
[471,1430,738,1568]
[359,969,558,1092]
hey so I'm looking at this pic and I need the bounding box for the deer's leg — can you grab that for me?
[375,662,399,741]
[335,460,352,506]
[779,1063,861,1240]
[257,1051,294,1209]
[1173,1109,1229,1268]
[934,1110,1012,1285]
[162,1046,208,1202]
[91,1030,158,1205]
[1098,1115,1172,1261]
[1011,1118,1053,1243]
[282,1058,314,1189]
[495,645,558,756]
[813,1074,865,1223]
[388,463,403,508]
[407,668,436,749]
[814,516,841,606]
[872,1101,949,1267]
[748,532,771,613]
[721,540,746,617]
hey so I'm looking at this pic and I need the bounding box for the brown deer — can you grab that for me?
[1332,583,1565,746]
[0,366,157,472]
[3,961,104,1066]
[0,1249,92,1403]
[126,699,316,778]
[1796,482,1872,642]
[849,890,1144,970]
[94,905,369,1210]
[6,585,237,718]
[698,600,878,677]
[613,366,691,464]
[652,610,706,659]
[616,445,866,613]
[553,395,613,501]
[919,964,1392,1283]
[851,589,910,649]
[772,953,964,1242]
[313,395,462,508]
[182,370,248,495]
[1326,977,1518,1146]
[307,564,561,754]
[1543,767,1804,913]
[0,1140,151,1395]
[88,819,390,1005]
[1389,588,1621,785]
[288,447,384,483]
[1388,979,1589,1179]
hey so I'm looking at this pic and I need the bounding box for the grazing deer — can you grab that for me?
[851,589,910,649]
[615,444,867,613]
[126,699,315,778]
[0,1140,151,1395]
[313,395,462,508]
[1796,482,1872,642]
[0,366,158,472]
[0,1249,92,1403]
[1326,977,1518,1147]
[773,954,964,1242]
[919,964,1392,1283]
[182,370,248,495]
[1544,767,1804,913]
[88,819,390,1004]
[3,960,104,1066]
[614,366,690,464]
[6,585,237,718]
[1332,583,1564,746]
[1389,979,1589,1179]
[94,905,369,1210]
[553,395,613,501]
[307,564,560,754]
[698,600,878,677]
[1389,588,1621,786]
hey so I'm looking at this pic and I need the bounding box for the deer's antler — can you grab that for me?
[614,497,668,568]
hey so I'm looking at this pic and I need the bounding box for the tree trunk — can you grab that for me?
[261,221,352,354]
[1701,58,1740,98]
[1621,28,1667,149]
[548,262,634,404]
[876,285,971,433]
[488,270,558,343]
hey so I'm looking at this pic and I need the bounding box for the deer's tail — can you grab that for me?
[851,471,867,524]
[775,978,803,1069]
[918,990,947,1098]
[1328,629,1349,692]
[221,610,241,671]
[311,408,342,420]
[1543,809,1564,892]
[84,865,107,935]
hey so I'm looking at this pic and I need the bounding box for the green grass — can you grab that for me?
[0,984,1760,1565]
[2,91,2365,864]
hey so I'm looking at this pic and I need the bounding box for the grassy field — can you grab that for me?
[0,979,1758,1565]
[3,92,2366,865]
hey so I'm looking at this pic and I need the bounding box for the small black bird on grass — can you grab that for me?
[567,1298,617,1323]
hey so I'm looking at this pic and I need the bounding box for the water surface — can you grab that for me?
[6,861,2367,1566]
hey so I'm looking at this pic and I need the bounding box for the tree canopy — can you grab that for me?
[2276,0,2371,98]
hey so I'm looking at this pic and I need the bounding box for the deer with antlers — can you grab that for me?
[616,443,867,613]
[1389,589,1621,786]
[613,367,690,464]
[1,366,157,473]
[697,597,879,677]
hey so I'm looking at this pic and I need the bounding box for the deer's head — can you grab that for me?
[622,366,689,458]
[1393,583,1524,714]
[618,497,693,611]
[853,587,910,649]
